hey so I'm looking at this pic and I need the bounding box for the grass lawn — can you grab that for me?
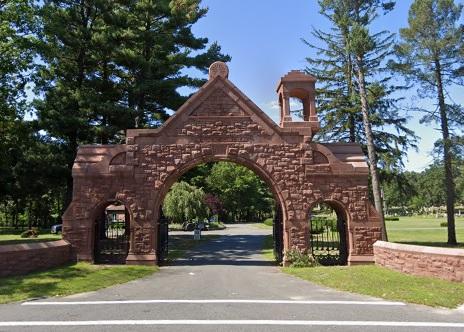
[261,234,275,261]
[253,223,272,230]
[386,215,464,247]
[0,232,62,245]
[167,234,219,262]
[283,265,464,308]
[0,262,158,304]
[256,215,464,247]
[259,233,464,309]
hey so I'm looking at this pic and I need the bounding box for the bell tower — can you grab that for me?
[276,70,320,138]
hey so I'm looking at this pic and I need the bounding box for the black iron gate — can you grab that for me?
[157,209,169,263]
[309,215,347,265]
[94,208,129,264]
[273,204,283,263]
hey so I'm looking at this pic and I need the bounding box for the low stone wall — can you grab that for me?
[0,240,74,277]
[374,241,464,282]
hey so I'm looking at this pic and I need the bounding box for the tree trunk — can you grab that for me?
[435,58,457,245]
[356,56,387,241]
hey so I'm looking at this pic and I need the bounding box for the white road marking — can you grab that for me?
[0,320,464,327]
[22,299,405,306]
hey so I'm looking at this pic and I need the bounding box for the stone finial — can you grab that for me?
[209,61,229,80]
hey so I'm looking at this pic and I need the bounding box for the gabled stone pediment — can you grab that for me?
[133,62,297,145]
[190,88,246,117]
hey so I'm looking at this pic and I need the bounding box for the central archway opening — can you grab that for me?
[157,160,284,266]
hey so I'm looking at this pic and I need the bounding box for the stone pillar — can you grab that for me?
[282,92,292,123]
[125,198,156,265]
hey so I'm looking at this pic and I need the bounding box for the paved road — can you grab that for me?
[1,223,464,331]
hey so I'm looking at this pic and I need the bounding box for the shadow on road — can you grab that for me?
[169,234,276,267]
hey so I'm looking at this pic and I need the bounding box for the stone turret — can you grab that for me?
[276,70,320,138]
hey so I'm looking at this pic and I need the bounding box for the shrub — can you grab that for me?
[385,217,399,221]
[286,248,319,268]
[263,218,273,226]
[20,228,39,238]
[440,222,448,227]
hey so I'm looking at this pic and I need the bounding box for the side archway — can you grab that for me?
[307,199,350,265]
[92,198,132,264]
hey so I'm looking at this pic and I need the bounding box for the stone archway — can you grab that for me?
[62,62,382,265]
[153,155,288,263]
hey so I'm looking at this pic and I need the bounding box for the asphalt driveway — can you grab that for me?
[0,223,463,331]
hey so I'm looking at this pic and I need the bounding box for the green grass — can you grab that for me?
[0,233,62,245]
[253,223,272,230]
[0,262,158,304]
[257,215,464,247]
[167,234,219,262]
[261,234,275,261]
[386,215,464,247]
[283,265,464,308]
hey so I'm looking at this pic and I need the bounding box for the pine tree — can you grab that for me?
[112,0,230,127]
[305,0,415,173]
[35,0,230,209]
[306,0,414,240]
[391,0,464,245]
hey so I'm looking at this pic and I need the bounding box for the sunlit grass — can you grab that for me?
[386,216,464,247]
[0,262,158,304]
[283,265,464,308]
[0,233,61,245]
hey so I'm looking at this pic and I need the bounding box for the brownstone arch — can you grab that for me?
[62,62,382,265]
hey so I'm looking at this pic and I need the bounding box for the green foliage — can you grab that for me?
[306,0,417,172]
[385,216,399,221]
[383,160,464,213]
[310,216,337,234]
[263,218,273,227]
[286,248,319,268]
[0,0,229,229]
[163,181,208,224]
[205,162,274,222]
[440,221,448,227]
[391,0,464,244]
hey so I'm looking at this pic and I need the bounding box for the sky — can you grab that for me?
[184,0,464,172]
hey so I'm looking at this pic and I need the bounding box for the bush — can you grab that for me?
[208,221,226,230]
[385,216,399,221]
[286,248,319,268]
[20,228,39,238]
[440,222,448,227]
[263,218,273,227]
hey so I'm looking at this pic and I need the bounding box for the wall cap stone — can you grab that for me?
[374,240,464,257]
[0,240,70,253]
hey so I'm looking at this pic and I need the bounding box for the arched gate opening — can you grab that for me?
[155,159,285,265]
[308,201,348,265]
[94,201,131,264]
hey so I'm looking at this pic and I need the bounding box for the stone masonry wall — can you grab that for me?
[374,241,464,282]
[63,63,383,265]
[0,240,74,277]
